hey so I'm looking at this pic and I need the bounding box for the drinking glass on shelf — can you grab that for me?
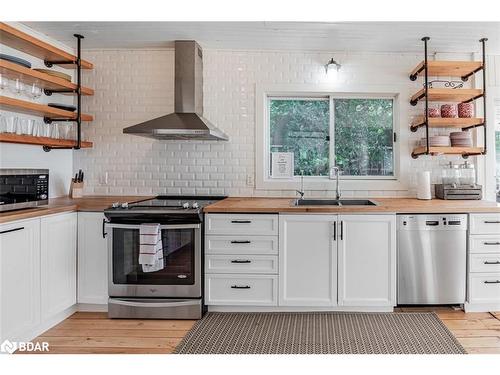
[15,117,24,135]
[9,78,24,95]
[31,120,43,137]
[5,116,16,133]
[26,83,42,99]
[51,123,60,139]
[0,114,7,133]
[42,121,52,138]
[0,74,8,90]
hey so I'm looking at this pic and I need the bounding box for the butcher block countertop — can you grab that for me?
[203,197,500,214]
[0,196,152,224]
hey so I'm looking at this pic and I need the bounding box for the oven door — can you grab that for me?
[107,223,201,298]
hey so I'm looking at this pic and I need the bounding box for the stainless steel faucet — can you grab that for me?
[330,166,341,200]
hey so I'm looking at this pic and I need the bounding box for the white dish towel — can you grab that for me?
[138,223,164,273]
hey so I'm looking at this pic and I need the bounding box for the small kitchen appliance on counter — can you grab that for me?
[0,168,49,212]
[104,195,226,319]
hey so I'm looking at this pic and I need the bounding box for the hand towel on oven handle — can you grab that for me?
[139,223,164,273]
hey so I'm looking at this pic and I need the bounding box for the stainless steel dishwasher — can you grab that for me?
[397,214,467,305]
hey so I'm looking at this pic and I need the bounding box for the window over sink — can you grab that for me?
[256,84,406,191]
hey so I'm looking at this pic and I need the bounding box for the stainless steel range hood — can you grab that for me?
[123,41,228,141]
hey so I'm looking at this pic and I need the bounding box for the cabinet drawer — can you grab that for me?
[205,214,278,236]
[205,274,277,305]
[205,235,278,255]
[470,214,500,235]
[469,273,500,303]
[470,235,500,253]
[470,254,500,273]
[206,255,278,274]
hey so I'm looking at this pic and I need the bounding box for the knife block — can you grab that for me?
[70,180,84,199]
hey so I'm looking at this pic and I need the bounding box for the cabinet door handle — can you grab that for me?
[340,221,344,240]
[484,261,500,265]
[484,220,500,224]
[231,220,251,224]
[230,260,252,264]
[231,285,251,289]
[102,219,108,238]
[230,240,251,244]
[0,226,24,235]
[484,242,500,245]
[484,280,500,284]
[333,221,337,241]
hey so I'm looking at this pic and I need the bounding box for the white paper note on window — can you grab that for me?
[271,152,294,179]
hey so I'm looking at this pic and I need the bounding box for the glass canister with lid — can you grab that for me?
[441,162,461,185]
[459,161,476,185]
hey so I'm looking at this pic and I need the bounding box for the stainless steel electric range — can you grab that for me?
[103,196,226,319]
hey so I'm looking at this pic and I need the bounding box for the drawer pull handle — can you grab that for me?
[484,221,500,224]
[231,220,252,224]
[484,280,500,284]
[231,285,251,289]
[484,261,500,265]
[231,240,251,244]
[231,260,252,264]
[0,226,24,235]
[484,242,500,245]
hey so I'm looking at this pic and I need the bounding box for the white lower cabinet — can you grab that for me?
[337,215,396,307]
[0,212,79,342]
[205,213,279,306]
[466,213,500,312]
[279,215,337,306]
[40,212,77,320]
[77,212,108,304]
[279,213,396,309]
[0,218,41,342]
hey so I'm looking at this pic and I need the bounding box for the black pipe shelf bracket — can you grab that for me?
[43,34,84,152]
[409,36,488,159]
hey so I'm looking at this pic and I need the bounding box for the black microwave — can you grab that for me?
[0,169,49,212]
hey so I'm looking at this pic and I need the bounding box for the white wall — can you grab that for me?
[0,23,75,197]
[75,47,495,198]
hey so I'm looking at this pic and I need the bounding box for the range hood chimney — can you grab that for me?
[123,41,228,141]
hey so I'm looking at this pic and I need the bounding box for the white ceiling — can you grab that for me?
[23,22,500,54]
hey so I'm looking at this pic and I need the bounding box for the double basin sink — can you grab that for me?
[293,199,377,207]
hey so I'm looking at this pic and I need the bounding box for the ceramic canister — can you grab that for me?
[427,107,440,118]
[458,102,474,118]
[441,104,457,118]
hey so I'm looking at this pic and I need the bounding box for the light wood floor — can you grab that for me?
[25,308,500,354]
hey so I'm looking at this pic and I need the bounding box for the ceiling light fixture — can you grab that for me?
[325,58,341,75]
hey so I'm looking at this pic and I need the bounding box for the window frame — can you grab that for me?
[256,84,410,192]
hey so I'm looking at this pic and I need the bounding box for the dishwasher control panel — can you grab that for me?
[398,214,468,231]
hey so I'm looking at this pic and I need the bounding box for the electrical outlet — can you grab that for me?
[98,172,109,185]
[246,175,254,187]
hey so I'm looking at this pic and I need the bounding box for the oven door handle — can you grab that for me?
[105,223,201,230]
[108,299,200,308]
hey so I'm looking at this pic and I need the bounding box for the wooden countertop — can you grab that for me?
[0,196,152,224]
[203,197,500,214]
[3,196,499,224]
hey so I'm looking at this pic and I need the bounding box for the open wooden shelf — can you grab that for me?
[411,146,484,157]
[0,133,93,148]
[410,88,483,105]
[411,116,484,131]
[0,96,93,121]
[410,61,483,79]
[0,60,94,96]
[0,23,93,70]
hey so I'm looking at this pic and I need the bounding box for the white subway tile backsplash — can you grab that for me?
[75,48,482,197]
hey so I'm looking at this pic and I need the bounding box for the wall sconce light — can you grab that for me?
[325,58,341,76]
